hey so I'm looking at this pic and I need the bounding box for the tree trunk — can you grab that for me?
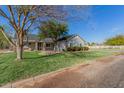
[16,45,23,60]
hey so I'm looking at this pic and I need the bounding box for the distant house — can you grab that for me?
[13,34,87,51]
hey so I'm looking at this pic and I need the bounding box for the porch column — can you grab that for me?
[42,42,46,51]
[35,42,38,50]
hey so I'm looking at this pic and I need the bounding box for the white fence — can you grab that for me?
[89,45,124,49]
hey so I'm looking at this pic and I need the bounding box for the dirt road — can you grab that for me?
[3,55,124,88]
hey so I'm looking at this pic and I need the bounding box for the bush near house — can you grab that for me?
[81,46,89,51]
[67,46,89,51]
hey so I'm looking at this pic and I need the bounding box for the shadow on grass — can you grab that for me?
[23,53,62,60]
[23,51,92,60]
[23,56,42,60]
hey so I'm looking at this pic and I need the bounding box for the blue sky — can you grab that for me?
[69,5,124,43]
[1,5,124,43]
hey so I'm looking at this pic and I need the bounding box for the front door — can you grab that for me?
[38,42,42,50]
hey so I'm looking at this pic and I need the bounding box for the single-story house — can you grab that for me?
[13,34,87,51]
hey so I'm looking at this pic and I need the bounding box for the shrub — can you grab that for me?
[81,46,89,51]
[67,47,72,51]
[67,46,89,51]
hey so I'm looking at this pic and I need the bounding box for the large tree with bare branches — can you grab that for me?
[0,6,38,60]
[0,5,67,60]
[0,5,91,60]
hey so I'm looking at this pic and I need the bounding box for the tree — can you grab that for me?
[104,35,124,45]
[0,5,91,60]
[38,19,68,51]
[0,5,66,60]
[0,6,38,60]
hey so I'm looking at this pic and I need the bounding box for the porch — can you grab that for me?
[28,42,54,51]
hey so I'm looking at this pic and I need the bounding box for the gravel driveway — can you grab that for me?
[2,55,124,88]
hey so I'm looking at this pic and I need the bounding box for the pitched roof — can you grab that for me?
[42,38,53,43]
[14,34,85,43]
[57,34,85,42]
[14,34,53,42]
[27,35,53,42]
[57,35,76,41]
[27,34,40,41]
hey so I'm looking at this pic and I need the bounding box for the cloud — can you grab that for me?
[111,27,121,32]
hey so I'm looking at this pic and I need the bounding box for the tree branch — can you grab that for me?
[25,20,34,32]
[22,6,37,31]
[21,12,29,31]
[0,8,18,34]
[0,27,16,47]
[17,12,22,28]
[24,15,37,26]
[7,6,18,29]
[0,9,10,21]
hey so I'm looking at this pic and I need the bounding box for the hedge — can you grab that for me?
[67,46,89,51]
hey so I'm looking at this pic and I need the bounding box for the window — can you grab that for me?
[80,44,82,47]
[70,43,72,47]
[46,43,51,47]
[29,43,31,45]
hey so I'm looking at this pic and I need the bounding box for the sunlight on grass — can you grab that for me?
[0,50,114,86]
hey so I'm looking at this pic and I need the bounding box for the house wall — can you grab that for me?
[28,42,36,50]
[57,41,67,51]
[67,36,85,47]
[58,36,86,51]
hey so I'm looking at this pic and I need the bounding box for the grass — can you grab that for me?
[0,50,114,86]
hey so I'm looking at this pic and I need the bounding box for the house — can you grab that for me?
[56,35,87,51]
[13,34,87,51]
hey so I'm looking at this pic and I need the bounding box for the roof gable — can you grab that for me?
[14,34,86,43]
[57,35,86,42]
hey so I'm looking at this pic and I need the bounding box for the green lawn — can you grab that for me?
[0,50,114,86]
